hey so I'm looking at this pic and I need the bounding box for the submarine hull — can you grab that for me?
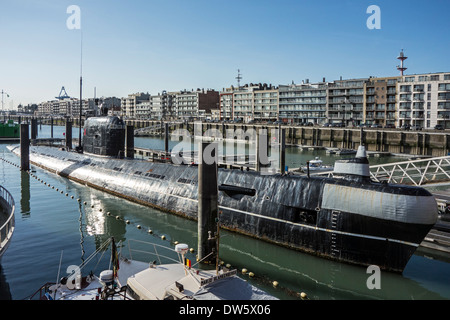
[7,144,437,273]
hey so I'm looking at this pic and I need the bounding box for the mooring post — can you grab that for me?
[164,122,169,158]
[65,119,72,150]
[256,129,269,172]
[197,141,218,264]
[31,118,37,141]
[126,125,134,159]
[20,123,29,171]
[50,117,54,138]
[280,128,286,174]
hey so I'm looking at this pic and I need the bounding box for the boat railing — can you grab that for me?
[0,185,15,255]
[26,282,56,300]
[124,239,184,266]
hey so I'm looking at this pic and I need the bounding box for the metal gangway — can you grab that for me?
[316,155,450,187]
[369,156,450,186]
[134,122,181,135]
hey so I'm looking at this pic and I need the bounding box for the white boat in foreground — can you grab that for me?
[30,238,276,300]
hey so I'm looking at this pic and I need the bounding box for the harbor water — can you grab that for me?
[0,125,450,300]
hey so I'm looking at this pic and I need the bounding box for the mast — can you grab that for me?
[78,31,83,151]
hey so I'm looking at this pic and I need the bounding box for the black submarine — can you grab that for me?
[7,114,438,273]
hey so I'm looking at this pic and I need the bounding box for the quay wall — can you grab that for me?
[10,116,450,157]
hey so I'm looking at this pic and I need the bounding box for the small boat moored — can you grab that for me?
[300,157,334,174]
[29,238,277,301]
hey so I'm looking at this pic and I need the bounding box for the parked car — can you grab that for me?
[322,123,331,127]
[401,124,411,131]
[411,125,423,131]
[371,124,383,128]
[384,124,396,129]
[305,122,314,126]
[273,120,284,125]
[435,124,445,130]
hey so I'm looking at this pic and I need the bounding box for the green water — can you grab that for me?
[0,125,449,300]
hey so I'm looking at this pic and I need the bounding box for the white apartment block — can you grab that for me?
[150,91,176,120]
[135,101,152,119]
[279,80,327,124]
[220,83,278,122]
[121,93,150,119]
[397,72,450,128]
[327,78,367,126]
[175,89,219,120]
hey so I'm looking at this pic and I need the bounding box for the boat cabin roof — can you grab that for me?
[126,263,276,300]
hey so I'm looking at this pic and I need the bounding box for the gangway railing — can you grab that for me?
[369,156,450,186]
[134,122,180,134]
[316,155,450,186]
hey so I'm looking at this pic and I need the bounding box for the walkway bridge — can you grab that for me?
[134,122,181,136]
[368,156,450,187]
[316,155,450,187]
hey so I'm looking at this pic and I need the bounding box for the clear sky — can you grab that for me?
[1,0,449,108]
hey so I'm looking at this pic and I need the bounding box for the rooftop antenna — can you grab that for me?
[397,49,408,76]
[236,69,242,89]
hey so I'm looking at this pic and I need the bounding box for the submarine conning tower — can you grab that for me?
[332,145,370,180]
[83,115,126,158]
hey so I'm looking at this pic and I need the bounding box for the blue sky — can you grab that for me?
[1,0,449,107]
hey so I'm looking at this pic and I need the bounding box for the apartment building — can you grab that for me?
[219,90,233,120]
[37,98,96,117]
[37,100,58,116]
[364,76,399,127]
[279,80,327,124]
[232,86,254,122]
[327,78,367,126]
[175,89,219,121]
[150,91,176,120]
[121,92,150,119]
[397,72,450,128]
[254,85,278,121]
[219,83,278,122]
[135,100,152,119]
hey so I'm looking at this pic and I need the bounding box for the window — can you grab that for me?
[431,75,440,81]
[439,83,450,91]
[400,85,411,92]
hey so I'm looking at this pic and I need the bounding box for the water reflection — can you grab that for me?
[59,181,450,300]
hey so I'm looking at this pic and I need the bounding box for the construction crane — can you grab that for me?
[56,86,71,100]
